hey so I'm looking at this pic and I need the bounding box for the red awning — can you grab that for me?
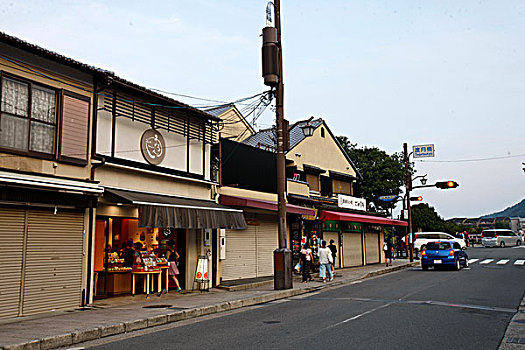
[219,195,316,216]
[319,210,408,227]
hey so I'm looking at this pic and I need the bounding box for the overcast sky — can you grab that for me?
[2,0,524,219]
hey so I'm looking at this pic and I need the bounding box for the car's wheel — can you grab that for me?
[455,259,461,271]
[421,245,427,251]
[517,240,521,246]
[500,241,505,248]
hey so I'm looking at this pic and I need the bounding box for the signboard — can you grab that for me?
[194,255,209,282]
[301,208,318,221]
[338,194,366,211]
[141,129,166,165]
[413,144,435,158]
[378,195,398,202]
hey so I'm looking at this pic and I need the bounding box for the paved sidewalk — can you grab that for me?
[0,260,417,350]
[499,293,525,350]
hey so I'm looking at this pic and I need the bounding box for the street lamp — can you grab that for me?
[300,118,315,137]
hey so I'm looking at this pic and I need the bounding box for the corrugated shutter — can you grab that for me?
[365,233,380,264]
[222,226,257,281]
[323,232,340,268]
[342,233,362,267]
[21,210,84,316]
[0,209,25,319]
[256,219,278,277]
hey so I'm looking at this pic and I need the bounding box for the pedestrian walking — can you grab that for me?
[300,242,314,283]
[384,238,393,266]
[328,239,337,275]
[166,239,182,292]
[318,240,334,282]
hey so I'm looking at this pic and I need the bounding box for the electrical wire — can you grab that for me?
[417,153,525,163]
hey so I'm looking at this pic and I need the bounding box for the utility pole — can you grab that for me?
[262,0,292,289]
[403,143,414,262]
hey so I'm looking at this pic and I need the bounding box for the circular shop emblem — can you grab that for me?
[141,129,166,165]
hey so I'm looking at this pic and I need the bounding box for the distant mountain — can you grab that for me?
[482,199,525,218]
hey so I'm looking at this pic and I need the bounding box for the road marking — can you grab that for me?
[514,260,525,265]
[468,259,479,264]
[325,302,392,329]
[480,259,494,264]
[496,259,510,265]
[350,280,363,284]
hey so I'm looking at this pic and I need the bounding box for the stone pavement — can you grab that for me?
[500,293,525,350]
[0,260,420,350]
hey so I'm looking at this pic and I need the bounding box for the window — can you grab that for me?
[0,77,57,154]
[321,127,325,138]
[453,242,461,250]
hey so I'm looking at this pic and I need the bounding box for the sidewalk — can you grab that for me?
[0,260,417,350]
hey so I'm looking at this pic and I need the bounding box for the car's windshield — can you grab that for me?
[426,242,452,250]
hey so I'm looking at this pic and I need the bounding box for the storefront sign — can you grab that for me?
[141,129,166,165]
[337,194,366,211]
[323,221,340,232]
[301,208,318,221]
[195,255,209,282]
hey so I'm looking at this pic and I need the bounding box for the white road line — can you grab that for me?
[514,260,525,265]
[496,259,510,265]
[325,303,392,330]
[480,259,494,264]
[468,259,479,264]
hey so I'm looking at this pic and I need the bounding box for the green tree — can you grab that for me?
[411,203,445,232]
[336,136,406,212]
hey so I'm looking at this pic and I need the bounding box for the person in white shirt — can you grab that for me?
[318,240,334,282]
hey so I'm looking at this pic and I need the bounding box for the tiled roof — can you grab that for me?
[288,118,324,149]
[0,31,217,121]
[205,104,235,117]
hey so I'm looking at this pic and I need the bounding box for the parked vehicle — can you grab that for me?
[411,232,466,254]
[481,229,524,248]
[421,241,469,271]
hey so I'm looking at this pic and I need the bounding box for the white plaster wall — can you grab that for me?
[115,117,147,163]
[189,139,203,175]
[96,109,112,156]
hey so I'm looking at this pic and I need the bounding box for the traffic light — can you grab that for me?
[410,196,423,201]
[435,181,459,189]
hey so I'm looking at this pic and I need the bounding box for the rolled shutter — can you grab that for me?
[342,232,363,267]
[365,233,380,264]
[323,232,339,268]
[0,209,25,319]
[256,219,278,277]
[21,210,84,316]
[222,227,257,281]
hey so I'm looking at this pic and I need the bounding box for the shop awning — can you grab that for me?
[219,194,316,216]
[319,210,408,227]
[0,170,103,195]
[104,188,247,230]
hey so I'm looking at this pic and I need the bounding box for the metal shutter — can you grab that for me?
[0,209,25,319]
[256,219,278,277]
[365,233,380,264]
[222,226,257,281]
[21,210,84,316]
[342,233,363,267]
[323,232,340,268]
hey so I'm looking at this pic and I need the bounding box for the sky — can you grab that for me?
[1,0,524,219]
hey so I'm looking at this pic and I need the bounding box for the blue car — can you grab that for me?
[421,240,469,271]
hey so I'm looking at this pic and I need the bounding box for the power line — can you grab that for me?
[417,153,525,163]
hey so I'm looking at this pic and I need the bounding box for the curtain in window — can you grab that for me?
[30,86,56,153]
[31,86,55,123]
[0,78,29,150]
[1,78,29,117]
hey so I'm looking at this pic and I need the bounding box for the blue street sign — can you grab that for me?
[378,195,398,202]
[413,144,435,158]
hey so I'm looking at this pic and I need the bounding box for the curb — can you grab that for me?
[0,262,415,350]
[217,279,273,292]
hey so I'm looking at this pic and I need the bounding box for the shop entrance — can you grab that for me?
[94,217,188,297]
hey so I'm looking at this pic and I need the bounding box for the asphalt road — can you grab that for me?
[86,246,525,350]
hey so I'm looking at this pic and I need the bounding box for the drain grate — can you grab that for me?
[142,304,173,309]
[263,320,281,324]
[506,337,525,344]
